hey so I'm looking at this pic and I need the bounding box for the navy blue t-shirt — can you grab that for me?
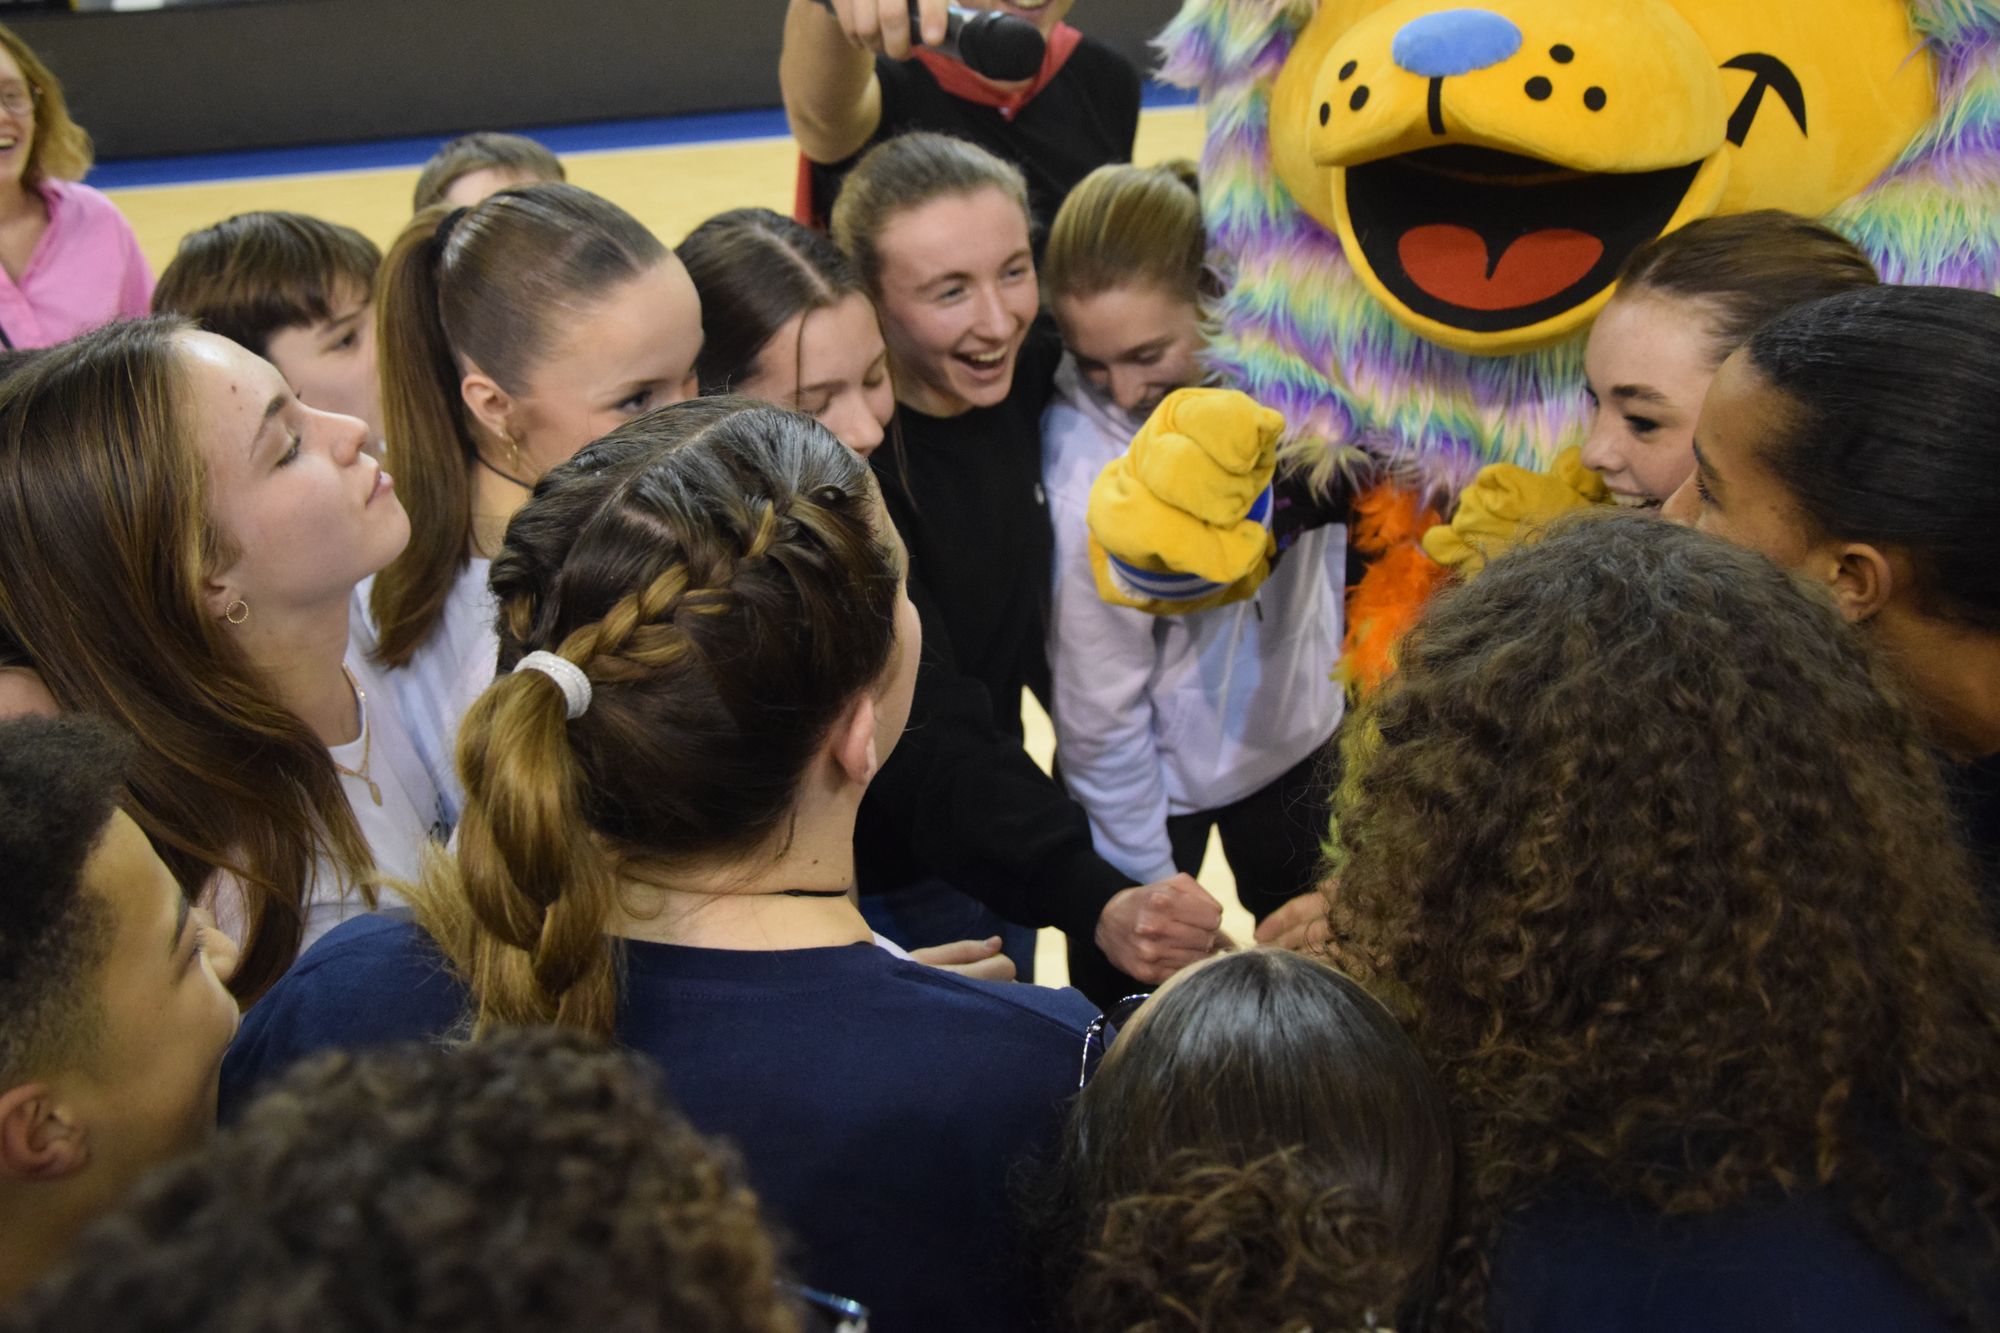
[1488,1187,1977,1331]
[223,915,1097,1333]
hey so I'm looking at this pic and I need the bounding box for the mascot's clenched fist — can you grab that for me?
[1092,0,2000,680]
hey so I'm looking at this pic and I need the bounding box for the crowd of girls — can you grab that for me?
[0,14,1997,1328]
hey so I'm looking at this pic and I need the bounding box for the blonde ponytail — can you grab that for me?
[446,656,620,1035]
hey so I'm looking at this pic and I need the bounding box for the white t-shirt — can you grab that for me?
[208,649,444,953]
[351,559,498,831]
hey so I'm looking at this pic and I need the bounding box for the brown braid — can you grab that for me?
[413,399,901,1036]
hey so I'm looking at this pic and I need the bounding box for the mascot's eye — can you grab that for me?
[1721,54,1808,147]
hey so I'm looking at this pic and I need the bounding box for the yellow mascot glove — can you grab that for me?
[1420,445,1609,576]
[1086,388,1286,613]
[1128,387,1284,523]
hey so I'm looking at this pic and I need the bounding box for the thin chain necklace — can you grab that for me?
[331,664,382,807]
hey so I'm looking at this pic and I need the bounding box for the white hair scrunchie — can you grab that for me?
[512,650,592,720]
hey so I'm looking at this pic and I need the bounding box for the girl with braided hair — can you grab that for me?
[223,398,1099,1333]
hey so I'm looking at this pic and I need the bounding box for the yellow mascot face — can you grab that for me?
[1270,0,1936,355]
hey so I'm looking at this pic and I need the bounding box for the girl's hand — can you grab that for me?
[1253,886,1337,957]
[910,936,1018,982]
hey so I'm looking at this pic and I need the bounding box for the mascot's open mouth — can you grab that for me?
[1344,146,1703,333]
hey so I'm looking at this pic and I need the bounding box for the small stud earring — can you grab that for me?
[224,598,250,625]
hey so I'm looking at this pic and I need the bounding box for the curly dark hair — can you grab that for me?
[1329,513,2000,1330]
[4,1028,800,1333]
[1028,949,1452,1333]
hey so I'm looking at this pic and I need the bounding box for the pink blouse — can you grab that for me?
[0,179,153,349]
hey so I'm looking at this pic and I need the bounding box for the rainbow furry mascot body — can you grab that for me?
[1098,0,2000,685]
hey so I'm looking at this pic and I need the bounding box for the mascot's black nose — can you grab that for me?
[1392,8,1523,78]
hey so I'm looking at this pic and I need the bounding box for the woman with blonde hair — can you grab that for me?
[225,399,1098,1332]
[0,22,151,346]
[1042,160,1345,928]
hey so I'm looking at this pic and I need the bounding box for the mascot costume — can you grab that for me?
[1088,0,2000,686]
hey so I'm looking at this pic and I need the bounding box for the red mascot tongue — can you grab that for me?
[1397,224,1604,312]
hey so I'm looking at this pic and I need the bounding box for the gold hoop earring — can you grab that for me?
[224,598,250,625]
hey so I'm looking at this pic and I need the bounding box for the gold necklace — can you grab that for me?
[331,664,382,807]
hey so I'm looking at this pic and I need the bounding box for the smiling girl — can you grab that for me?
[0,24,151,348]
[831,132,1061,737]
[0,318,435,1000]
[1423,211,1877,572]
[829,132,1226,1000]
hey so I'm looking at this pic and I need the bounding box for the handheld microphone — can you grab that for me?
[934,4,1046,80]
[814,2,1048,82]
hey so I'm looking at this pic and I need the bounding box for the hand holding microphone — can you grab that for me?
[810,0,1047,81]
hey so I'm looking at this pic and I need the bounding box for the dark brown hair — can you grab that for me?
[3,1028,799,1333]
[1329,513,2000,1329]
[678,206,864,400]
[1742,283,2000,633]
[830,131,1029,297]
[369,184,668,668]
[1031,949,1453,1333]
[152,211,382,358]
[0,23,89,187]
[0,715,126,1084]
[1616,210,1877,368]
[411,131,565,213]
[0,318,375,1002]
[415,398,900,1035]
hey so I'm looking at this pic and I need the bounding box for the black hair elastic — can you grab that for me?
[432,205,471,263]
